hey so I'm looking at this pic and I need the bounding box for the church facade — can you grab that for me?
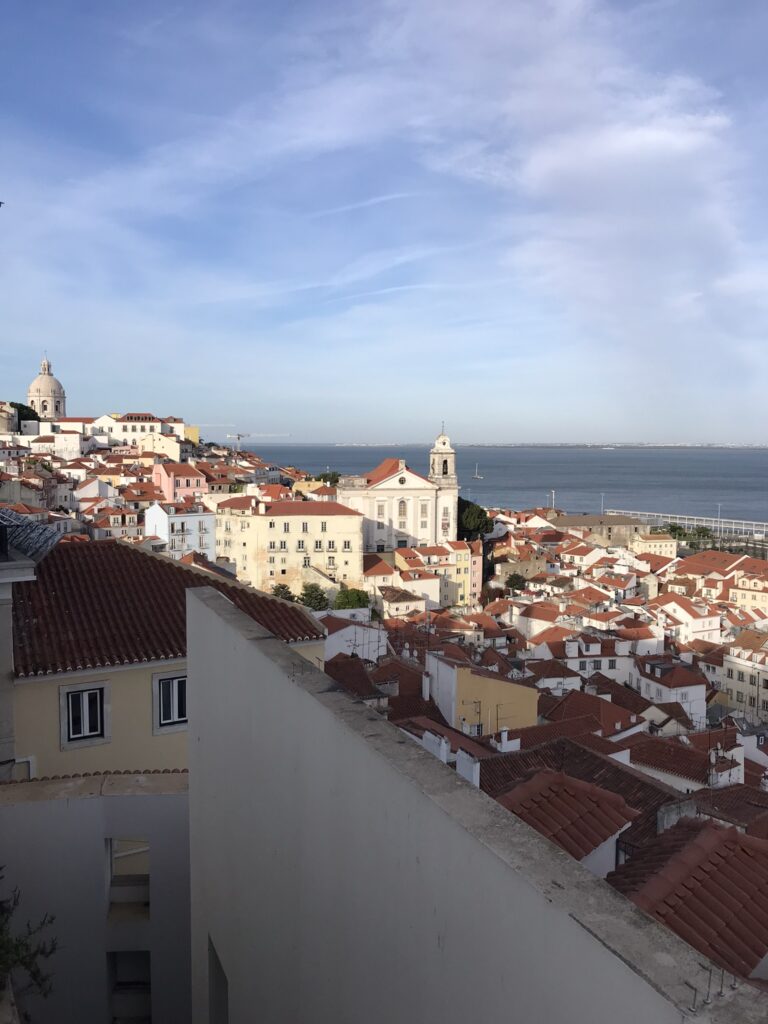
[27,357,67,420]
[336,433,460,552]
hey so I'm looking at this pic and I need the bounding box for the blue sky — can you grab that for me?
[2,0,768,443]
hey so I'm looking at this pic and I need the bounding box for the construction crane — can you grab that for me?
[226,432,252,451]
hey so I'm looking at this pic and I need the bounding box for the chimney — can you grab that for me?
[500,728,509,745]
[421,671,430,701]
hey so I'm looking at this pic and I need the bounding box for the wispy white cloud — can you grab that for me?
[2,0,767,439]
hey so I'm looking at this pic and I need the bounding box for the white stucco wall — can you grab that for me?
[187,588,765,1024]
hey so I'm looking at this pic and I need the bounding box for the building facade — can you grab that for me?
[215,497,364,593]
[145,500,216,561]
[336,433,460,552]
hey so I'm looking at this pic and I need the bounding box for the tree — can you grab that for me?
[334,588,369,610]
[458,497,491,540]
[271,583,295,602]
[505,572,527,593]
[299,583,328,610]
[0,869,57,1001]
[316,471,340,487]
[665,523,687,540]
[10,402,37,424]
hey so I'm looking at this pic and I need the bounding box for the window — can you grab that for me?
[763,700,768,712]
[680,690,689,702]
[269,541,276,551]
[297,540,305,551]
[727,668,734,679]
[315,540,322,551]
[327,540,335,551]
[279,540,287,551]
[302,521,308,533]
[303,556,310,567]
[655,687,662,699]
[750,674,757,685]
[591,659,601,671]
[420,521,428,529]
[608,659,617,670]
[738,671,745,682]
[328,556,336,567]
[158,676,187,726]
[398,500,407,519]
[321,521,327,533]
[269,520,276,529]
[420,502,428,518]
[67,688,104,740]
[268,556,275,564]
[750,696,757,707]
[343,540,351,551]
[283,522,290,533]
[377,503,385,519]
[737,691,745,703]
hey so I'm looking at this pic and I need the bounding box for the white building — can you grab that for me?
[186,587,758,1024]
[336,432,459,552]
[27,356,66,420]
[145,499,216,561]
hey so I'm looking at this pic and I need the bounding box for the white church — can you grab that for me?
[336,432,460,552]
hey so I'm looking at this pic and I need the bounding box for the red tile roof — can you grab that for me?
[545,690,644,737]
[323,653,379,698]
[497,769,639,860]
[12,541,324,676]
[608,818,768,979]
[479,738,678,852]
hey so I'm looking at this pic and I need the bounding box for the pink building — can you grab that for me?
[151,462,208,502]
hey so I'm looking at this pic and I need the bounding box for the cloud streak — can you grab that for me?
[2,0,767,440]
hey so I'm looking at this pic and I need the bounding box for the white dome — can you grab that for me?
[28,357,66,419]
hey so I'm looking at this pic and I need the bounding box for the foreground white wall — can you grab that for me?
[187,588,765,1024]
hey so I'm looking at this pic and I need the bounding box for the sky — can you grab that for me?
[2,0,768,444]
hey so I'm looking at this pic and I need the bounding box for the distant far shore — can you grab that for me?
[239,441,768,450]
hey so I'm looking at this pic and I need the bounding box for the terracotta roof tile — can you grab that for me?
[12,541,324,676]
[497,769,639,860]
[607,818,768,979]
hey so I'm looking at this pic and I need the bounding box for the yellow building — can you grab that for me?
[215,496,364,595]
[10,541,325,778]
[426,652,538,735]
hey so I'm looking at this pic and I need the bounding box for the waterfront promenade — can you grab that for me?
[606,509,768,539]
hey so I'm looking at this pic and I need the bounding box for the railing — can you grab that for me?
[605,509,768,538]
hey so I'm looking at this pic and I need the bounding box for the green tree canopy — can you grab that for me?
[299,583,329,610]
[271,583,295,602]
[458,497,491,540]
[334,588,369,609]
[505,572,527,593]
[315,471,340,486]
[10,401,38,424]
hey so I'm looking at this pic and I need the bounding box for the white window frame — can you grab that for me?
[152,672,188,735]
[59,682,111,750]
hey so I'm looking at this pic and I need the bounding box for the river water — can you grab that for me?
[245,444,768,523]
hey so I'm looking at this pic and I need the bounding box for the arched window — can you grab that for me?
[42,401,48,415]
[442,459,448,475]
[398,499,407,518]
[55,402,60,413]
[30,400,35,410]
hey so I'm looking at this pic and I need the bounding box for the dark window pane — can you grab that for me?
[160,678,172,723]
[88,690,101,735]
[177,679,187,721]
[69,692,82,737]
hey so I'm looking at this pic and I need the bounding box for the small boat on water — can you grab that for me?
[473,463,483,479]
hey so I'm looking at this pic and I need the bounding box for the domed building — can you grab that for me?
[27,357,66,420]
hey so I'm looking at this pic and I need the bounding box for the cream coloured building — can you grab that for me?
[629,533,678,559]
[9,540,325,779]
[336,432,460,552]
[215,496,364,593]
